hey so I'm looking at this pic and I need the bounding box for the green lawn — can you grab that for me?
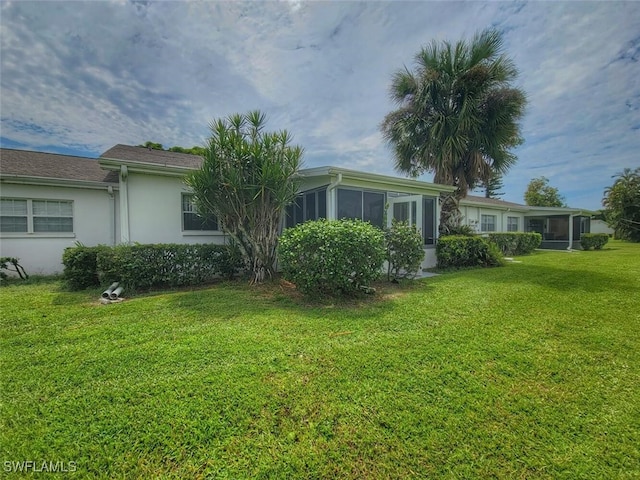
[1,241,639,478]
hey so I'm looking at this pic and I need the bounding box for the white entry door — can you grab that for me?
[387,195,423,235]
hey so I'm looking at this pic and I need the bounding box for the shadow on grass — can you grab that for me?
[479,262,633,294]
[161,277,423,321]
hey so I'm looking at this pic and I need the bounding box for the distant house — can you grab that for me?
[1,146,593,274]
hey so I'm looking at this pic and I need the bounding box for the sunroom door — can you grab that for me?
[387,195,423,235]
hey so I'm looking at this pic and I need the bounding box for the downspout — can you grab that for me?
[119,165,130,244]
[107,185,116,246]
[326,173,343,220]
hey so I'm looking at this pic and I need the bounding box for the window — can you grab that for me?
[0,199,28,232]
[507,216,519,232]
[481,214,496,232]
[182,195,218,231]
[1,198,73,233]
[337,188,385,228]
[285,188,327,228]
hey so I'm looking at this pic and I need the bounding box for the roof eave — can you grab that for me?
[459,199,529,211]
[300,166,455,193]
[0,175,118,190]
[99,157,196,177]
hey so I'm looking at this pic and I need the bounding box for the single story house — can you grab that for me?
[1,145,593,274]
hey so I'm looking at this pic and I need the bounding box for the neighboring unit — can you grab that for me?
[1,146,593,274]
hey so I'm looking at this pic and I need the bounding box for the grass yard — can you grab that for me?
[1,241,639,478]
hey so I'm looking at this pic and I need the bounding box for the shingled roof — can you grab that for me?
[0,148,118,184]
[100,144,204,169]
[462,194,528,209]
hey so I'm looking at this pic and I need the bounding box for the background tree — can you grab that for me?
[138,141,205,156]
[481,171,505,199]
[381,28,526,234]
[524,176,566,207]
[186,111,303,284]
[602,167,640,242]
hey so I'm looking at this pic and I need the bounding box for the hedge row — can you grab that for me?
[436,235,504,269]
[487,232,542,256]
[63,243,243,291]
[580,233,609,250]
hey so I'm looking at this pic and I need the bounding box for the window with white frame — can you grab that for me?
[481,214,497,232]
[182,194,219,231]
[507,216,519,232]
[0,198,73,233]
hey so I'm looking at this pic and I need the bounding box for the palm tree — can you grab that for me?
[603,167,640,242]
[381,29,526,234]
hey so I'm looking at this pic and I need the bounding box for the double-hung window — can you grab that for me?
[182,195,219,231]
[507,216,519,232]
[0,198,73,233]
[481,214,497,232]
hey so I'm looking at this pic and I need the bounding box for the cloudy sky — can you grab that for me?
[1,1,638,210]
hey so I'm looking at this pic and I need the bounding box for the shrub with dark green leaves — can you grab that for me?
[488,232,542,256]
[436,235,504,269]
[447,224,477,236]
[580,233,609,250]
[96,243,243,291]
[385,219,424,280]
[62,244,108,289]
[278,219,385,295]
[63,242,243,291]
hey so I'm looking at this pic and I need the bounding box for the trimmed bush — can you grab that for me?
[62,245,109,289]
[62,243,243,291]
[278,219,386,295]
[488,232,542,256]
[580,233,609,250]
[96,243,243,291]
[447,224,476,236]
[436,235,504,269]
[385,219,424,280]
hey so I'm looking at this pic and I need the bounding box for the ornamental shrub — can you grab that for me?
[385,219,424,280]
[62,243,243,291]
[62,244,109,289]
[436,235,504,269]
[96,243,243,291]
[580,233,609,250]
[487,232,542,256]
[278,219,386,295]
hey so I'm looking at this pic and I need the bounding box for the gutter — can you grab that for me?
[0,175,118,190]
[99,157,196,178]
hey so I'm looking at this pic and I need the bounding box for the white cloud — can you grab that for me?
[1,0,639,210]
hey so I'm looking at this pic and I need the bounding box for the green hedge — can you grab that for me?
[278,219,385,295]
[580,233,609,250]
[487,232,542,256]
[63,243,243,291]
[62,245,109,289]
[436,235,504,269]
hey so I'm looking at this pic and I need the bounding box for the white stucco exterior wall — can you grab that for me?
[0,183,117,274]
[124,172,226,245]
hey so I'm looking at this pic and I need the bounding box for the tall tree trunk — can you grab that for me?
[439,192,462,235]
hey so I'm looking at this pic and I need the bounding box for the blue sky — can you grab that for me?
[1,1,638,210]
